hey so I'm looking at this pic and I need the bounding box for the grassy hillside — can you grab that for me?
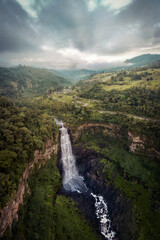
[77,66,160,118]
[0,65,71,98]
[125,54,160,67]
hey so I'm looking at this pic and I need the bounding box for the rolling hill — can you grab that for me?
[0,65,71,98]
[125,54,160,67]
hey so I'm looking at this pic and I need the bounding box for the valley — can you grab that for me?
[0,63,160,240]
[1,0,160,238]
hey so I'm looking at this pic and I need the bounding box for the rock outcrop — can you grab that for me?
[72,122,160,159]
[72,122,120,140]
[0,139,58,238]
[128,131,145,152]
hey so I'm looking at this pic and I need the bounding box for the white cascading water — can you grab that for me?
[60,123,88,192]
[91,193,116,239]
[55,118,116,239]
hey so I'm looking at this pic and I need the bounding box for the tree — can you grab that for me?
[0,150,17,172]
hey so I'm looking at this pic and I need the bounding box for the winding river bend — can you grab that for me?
[55,119,116,239]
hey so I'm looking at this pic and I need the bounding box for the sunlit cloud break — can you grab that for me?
[87,0,132,11]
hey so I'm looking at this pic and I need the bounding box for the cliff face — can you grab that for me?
[71,122,160,239]
[128,131,145,152]
[70,126,138,240]
[72,122,160,159]
[0,139,58,238]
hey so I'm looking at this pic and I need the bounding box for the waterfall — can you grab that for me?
[60,123,88,193]
[55,118,116,239]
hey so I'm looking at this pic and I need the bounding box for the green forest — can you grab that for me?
[0,96,58,208]
[0,64,160,240]
[78,68,160,118]
[0,66,71,98]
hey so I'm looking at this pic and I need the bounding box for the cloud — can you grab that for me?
[0,0,40,54]
[0,0,160,69]
[101,0,132,10]
[16,0,37,18]
[87,0,133,12]
[32,0,160,55]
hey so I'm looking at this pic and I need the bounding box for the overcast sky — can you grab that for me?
[0,0,160,69]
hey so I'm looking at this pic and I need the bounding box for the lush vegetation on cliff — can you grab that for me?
[55,195,101,240]
[10,157,100,240]
[0,96,58,208]
[74,127,160,240]
[10,157,61,240]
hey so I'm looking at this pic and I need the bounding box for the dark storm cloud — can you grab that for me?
[0,0,160,68]
[36,0,114,51]
[36,0,91,49]
[117,0,160,47]
[0,0,39,53]
[33,0,160,55]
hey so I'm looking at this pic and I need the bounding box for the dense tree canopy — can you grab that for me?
[0,66,71,98]
[0,96,58,208]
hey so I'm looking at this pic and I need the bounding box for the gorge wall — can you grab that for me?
[0,138,58,238]
[72,122,160,159]
[69,121,160,239]
[69,123,138,240]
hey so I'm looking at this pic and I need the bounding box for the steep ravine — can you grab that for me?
[56,122,139,239]
[57,124,116,239]
[0,139,58,238]
[69,122,160,239]
[1,121,159,239]
[72,145,137,240]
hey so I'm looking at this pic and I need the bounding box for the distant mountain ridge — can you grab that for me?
[125,54,160,67]
[50,69,96,83]
[0,65,71,98]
